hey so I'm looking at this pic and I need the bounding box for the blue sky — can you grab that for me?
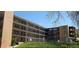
[15,11,76,28]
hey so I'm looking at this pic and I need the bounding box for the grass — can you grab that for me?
[16,41,79,48]
[16,42,54,48]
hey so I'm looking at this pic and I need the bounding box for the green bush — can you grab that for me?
[11,38,16,46]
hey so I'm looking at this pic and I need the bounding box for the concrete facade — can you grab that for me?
[0,11,76,48]
[12,16,45,44]
[0,11,14,48]
[45,25,76,42]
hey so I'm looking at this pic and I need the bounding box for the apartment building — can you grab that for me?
[0,11,46,47]
[45,27,60,41]
[45,25,76,42]
[12,16,46,44]
[0,11,76,47]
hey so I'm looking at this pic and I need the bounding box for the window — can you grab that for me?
[70,29,73,31]
[53,28,58,30]
[70,33,74,35]
[49,29,52,31]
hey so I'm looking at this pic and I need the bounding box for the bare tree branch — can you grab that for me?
[46,11,79,28]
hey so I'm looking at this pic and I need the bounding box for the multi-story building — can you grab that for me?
[0,11,76,47]
[45,25,76,42]
[0,11,46,47]
[45,27,60,41]
[12,16,46,44]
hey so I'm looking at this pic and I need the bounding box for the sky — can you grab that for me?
[15,11,76,28]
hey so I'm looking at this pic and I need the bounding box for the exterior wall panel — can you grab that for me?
[1,11,14,48]
[59,25,69,42]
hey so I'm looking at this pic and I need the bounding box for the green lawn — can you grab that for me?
[16,42,56,48]
[16,41,79,48]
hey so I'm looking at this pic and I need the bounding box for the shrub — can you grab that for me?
[11,38,16,46]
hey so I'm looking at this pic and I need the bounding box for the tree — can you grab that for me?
[46,11,79,28]
[67,11,79,28]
